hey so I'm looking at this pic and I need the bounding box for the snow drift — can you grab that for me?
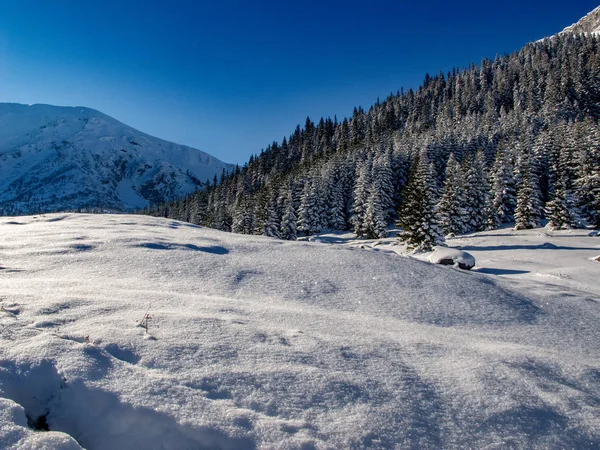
[428,246,475,270]
[0,214,598,449]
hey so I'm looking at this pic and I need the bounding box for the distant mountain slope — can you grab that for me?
[0,103,233,214]
[560,5,600,35]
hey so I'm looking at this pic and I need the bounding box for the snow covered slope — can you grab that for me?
[313,225,600,297]
[559,6,600,36]
[0,214,598,449]
[0,103,232,214]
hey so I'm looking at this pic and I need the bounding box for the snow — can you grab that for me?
[428,246,475,269]
[0,214,599,449]
[560,5,600,36]
[312,226,600,297]
[0,103,233,213]
[115,180,148,209]
[537,6,600,41]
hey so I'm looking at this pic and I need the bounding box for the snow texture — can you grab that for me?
[0,214,598,449]
[0,103,233,213]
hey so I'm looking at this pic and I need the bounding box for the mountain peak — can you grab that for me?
[560,6,600,36]
[0,102,233,214]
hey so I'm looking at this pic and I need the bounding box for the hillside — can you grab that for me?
[0,103,232,214]
[0,214,598,449]
[153,8,600,248]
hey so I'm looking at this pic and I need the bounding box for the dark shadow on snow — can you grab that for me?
[475,268,530,275]
[134,242,229,254]
[460,244,598,252]
[0,359,255,450]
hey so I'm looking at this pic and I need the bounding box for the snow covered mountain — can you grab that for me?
[559,5,600,36]
[0,103,233,214]
[0,214,598,449]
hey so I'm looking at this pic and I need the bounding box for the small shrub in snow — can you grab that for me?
[137,307,153,333]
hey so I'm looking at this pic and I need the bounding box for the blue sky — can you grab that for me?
[1,1,598,164]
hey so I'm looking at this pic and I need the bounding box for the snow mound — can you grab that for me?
[0,214,598,449]
[428,246,476,270]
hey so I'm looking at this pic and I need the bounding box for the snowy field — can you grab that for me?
[0,214,599,449]
[308,225,600,297]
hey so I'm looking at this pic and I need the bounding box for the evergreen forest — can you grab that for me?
[144,34,600,250]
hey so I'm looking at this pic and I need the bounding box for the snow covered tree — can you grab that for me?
[261,191,281,238]
[437,153,468,236]
[397,149,444,251]
[363,179,388,239]
[514,162,543,230]
[231,194,255,234]
[279,189,297,240]
[326,174,347,230]
[463,150,490,232]
[489,146,517,226]
[351,161,371,237]
[575,129,600,228]
[371,152,395,221]
[297,179,322,235]
[545,179,578,230]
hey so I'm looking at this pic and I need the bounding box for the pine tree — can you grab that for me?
[463,150,490,232]
[575,127,600,228]
[397,149,444,251]
[262,191,281,238]
[514,163,543,230]
[326,175,347,230]
[545,179,576,230]
[280,189,297,240]
[231,195,255,234]
[438,154,468,236]
[371,151,395,221]
[363,179,388,239]
[489,146,517,226]
[297,179,321,235]
[351,161,371,237]
[514,140,544,231]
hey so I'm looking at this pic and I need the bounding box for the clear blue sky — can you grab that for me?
[1,1,598,164]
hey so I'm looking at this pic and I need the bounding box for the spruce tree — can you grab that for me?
[397,150,444,251]
[371,152,396,221]
[280,189,297,240]
[262,191,281,238]
[489,146,517,226]
[463,150,490,232]
[363,179,388,239]
[438,154,468,236]
[514,163,543,230]
[351,161,371,237]
[326,176,347,230]
[575,128,600,228]
[545,179,577,230]
[297,179,321,235]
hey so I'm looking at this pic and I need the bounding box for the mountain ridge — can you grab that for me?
[0,102,233,214]
[559,5,600,36]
